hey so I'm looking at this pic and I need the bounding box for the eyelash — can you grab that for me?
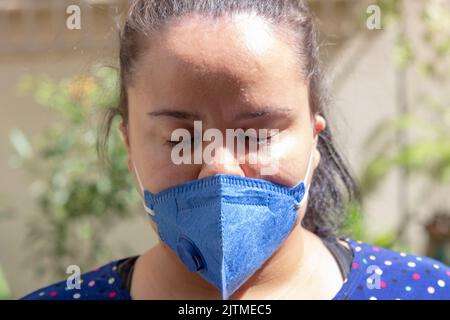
[243,135,274,145]
[165,137,195,146]
[165,134,277,146]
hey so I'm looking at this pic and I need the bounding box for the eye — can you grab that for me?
[257,136,273,145]
[165,136,197,147]
[254,135,272,145]
[165,134,201,147]
[239,131,278,146]
[166,139,178,146]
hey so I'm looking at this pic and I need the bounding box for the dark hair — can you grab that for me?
[98,0,361,238]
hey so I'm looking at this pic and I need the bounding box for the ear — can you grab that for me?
[120,122,132,171]
[313,114,326,142]
[312,114,326,169]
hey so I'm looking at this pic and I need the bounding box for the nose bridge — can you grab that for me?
[198,141,246,179]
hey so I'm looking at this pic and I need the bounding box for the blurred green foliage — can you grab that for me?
[351,0,450,251]
[10,65,140,277]
[361,109,450,194]
[0,198,12,300]
[0,266,11,300]
[362,0,450,192]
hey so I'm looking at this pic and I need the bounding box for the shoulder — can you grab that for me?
[336,238,450,300]
[19,258,132,300]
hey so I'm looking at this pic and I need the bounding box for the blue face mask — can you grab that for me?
[133,134,314,299]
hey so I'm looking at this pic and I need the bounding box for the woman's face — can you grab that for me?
[123,13,326,219]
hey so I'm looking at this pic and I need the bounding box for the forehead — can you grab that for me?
[134,12,302,90]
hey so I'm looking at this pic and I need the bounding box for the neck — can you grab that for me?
[229,221,320,299]
[132,218,323,300]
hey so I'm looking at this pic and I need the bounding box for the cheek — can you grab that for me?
[247,130,311,187]
[127,127,180,193]
[128,120,174,167]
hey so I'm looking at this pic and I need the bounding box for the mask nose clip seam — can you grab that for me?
[144,202,156,217]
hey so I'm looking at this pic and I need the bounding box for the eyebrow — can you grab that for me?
[147,106,293,121]
[147,110,201,120]
[234,107,294,121]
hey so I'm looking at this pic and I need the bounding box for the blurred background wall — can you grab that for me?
[0,0,449,299]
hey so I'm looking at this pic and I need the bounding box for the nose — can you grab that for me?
[198,145,246,179]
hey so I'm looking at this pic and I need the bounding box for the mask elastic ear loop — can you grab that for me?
[297,126,315,209]
[132,160,156,217]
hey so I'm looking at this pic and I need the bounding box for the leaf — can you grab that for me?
[9,128,33,159]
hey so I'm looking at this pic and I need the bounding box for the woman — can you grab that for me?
[21,0,449,300]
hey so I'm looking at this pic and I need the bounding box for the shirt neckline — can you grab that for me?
[331,238,366,300]
[111,237,363,300]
